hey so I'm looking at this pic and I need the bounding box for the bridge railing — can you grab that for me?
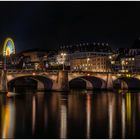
[4,69,140,75]
[7,69,59,74]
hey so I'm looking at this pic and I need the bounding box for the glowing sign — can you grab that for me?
[3,38,15,56]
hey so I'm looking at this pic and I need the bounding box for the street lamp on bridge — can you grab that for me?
[60,52,67,71]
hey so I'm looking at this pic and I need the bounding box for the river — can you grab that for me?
[0,89,139,138]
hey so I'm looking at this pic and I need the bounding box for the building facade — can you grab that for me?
[109,39,140,73]
[70,52,111,72]
[16,49,48,70]
[54,42,113,72]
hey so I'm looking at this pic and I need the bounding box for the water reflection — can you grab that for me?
[0,90,140,138]
[60,94,67,139]
[132,95,136,138]
[126,92,132,131]
[1,98,16,138]
[44,98,48,130]
[108,93,113,139]
[32,95,36,135]
[121,95,125,138]
[86,94,91,139]
[125,92,136,138]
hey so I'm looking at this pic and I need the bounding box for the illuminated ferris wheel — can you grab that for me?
[2,37,16,70]
[3,37,15,56]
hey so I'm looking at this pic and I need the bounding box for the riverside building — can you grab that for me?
[59,42,113,72]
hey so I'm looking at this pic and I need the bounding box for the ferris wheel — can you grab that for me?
[2,37,16,70]
[3,37,16,57]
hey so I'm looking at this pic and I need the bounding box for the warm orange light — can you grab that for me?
[2,105,10,138]
[32,73,36,75]
[6,48,10,56]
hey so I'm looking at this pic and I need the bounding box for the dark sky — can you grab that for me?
[0,1,140,52]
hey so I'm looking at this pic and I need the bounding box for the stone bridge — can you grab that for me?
[1,70,140,92]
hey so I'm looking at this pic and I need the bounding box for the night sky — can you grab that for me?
[0,1,140,52]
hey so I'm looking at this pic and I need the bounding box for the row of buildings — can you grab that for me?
[3,38,140,73]
[52,39,140,73]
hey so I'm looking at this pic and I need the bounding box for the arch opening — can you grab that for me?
[113,77,140,90]
[8,77,37,93]
[69,76,106,90]
[69,78,87,89]
[8,75,53,93]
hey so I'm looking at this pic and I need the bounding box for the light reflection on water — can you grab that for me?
[60,94,67,139]
[108,93,113,139]
[1,97,15,138]
[32,95,36,135]
[0,90,140,138]
[121,96,125,138]
[86,94,91,139]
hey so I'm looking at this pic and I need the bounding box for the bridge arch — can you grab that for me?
[7,75,53,91]
[69,77,93,90]
[113,77,140,89]
[69,76,106,90]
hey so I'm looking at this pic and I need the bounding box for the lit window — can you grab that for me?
[121,60,125,65]
[111,61,115,64]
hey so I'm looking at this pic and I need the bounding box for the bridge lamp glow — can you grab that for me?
[111,61,115,64]
[60,52,67,70]
[125,70,128,72]
[61,53,66,56]
[121,60,125,65]
[125,62,128,65]
[126,74,131,77]
[32,73,36,75]
[109,56,112,59]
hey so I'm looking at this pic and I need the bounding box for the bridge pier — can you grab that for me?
[121,81,128,90]
[86,80,93,90]
[0,70,8,93]
[30,77,45,91]
[52,70,69,92]
[106,73,113,90]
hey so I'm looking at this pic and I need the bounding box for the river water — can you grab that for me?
[0,89,140,138]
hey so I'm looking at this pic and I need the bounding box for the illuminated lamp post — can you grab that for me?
[60,53,66,71]
[121,60,125,73]
[108,55,113,72]
[87,58,90,71]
